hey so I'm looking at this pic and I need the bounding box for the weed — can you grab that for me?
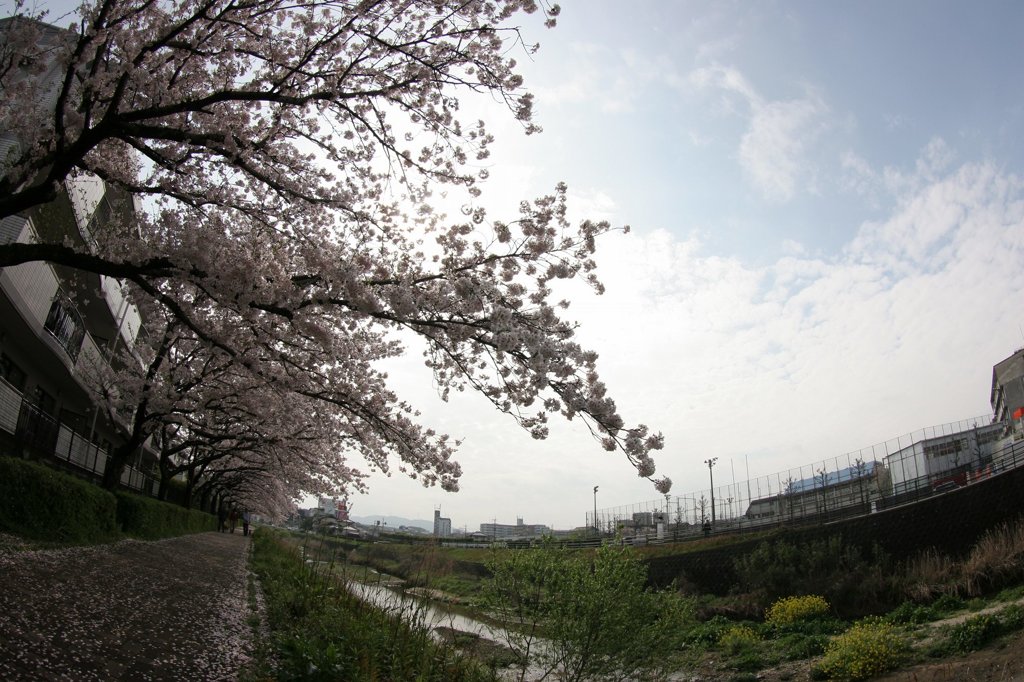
[817,621,908,681]
[996,584,1024,602]
[885,600,937,625]
[251,530,497,681]
[999,603,1024,630]
[686,615,734,648]
[903,515,1024,601]
[931,593,966,614]
[735,536,894,617]
[727,674,759,682]
[766,595,830,626]
[777,632,830,660]
[728,649,763,672]
[945,613,1000,654]
[719,624,760,654]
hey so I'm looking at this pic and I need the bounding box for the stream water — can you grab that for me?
[341,567,552,681]
[346,579,506,642]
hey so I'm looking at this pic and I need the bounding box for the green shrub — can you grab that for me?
[999,604,1024,631]
[719,624,760,654]
[777,632,829,660]
[485,541,694,681]
[931,593,965,614]
[685,615,735,648]
[115,491,216,539]
[0,456,118,543]
[817,621,908,681]
[728,649,763,673]
[946,614,999,654]
[886,600,937,625]
[766,595,831,626]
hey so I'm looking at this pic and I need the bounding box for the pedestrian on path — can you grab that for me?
[228,509,238,533]
[242,511,251,536]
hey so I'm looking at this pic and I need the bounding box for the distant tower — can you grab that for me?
[433,507,451,537]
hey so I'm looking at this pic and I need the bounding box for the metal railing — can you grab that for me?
[590,415,1024,545]
[0,378,159,496]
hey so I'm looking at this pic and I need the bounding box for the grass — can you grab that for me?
[903,516,1024,602]
[246,529,501,682]
[269,517,1024,681]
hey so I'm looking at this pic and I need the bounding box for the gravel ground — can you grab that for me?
[0,532,254,681]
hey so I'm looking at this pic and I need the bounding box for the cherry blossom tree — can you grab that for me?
[0,0,670,509]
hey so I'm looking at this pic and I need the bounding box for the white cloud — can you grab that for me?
[688,130,714,147]
[841,137,959,208]
[689,64,829,202]
[739,94,827,202]
[529,42,684,115]
[353,152,1024,530]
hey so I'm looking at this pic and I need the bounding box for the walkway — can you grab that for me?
[0,532,253,681]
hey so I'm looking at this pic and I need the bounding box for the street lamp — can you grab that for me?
[593,485,599,536]
[705,457,718,527]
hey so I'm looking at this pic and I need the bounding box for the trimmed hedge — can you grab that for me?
[0,456,119,544]
[0,456,216,544]
[115,491,217,540]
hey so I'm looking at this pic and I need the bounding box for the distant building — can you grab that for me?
[433,508,452,537]
[885,422,1005,495]
[992,348,1024,434]
[480,517,550,539]
[745,460,882,520]
[317,497,349,521]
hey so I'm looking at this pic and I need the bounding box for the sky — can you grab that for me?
[23,0,1024,530]
[353,0,1024,530]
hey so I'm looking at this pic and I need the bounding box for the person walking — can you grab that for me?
[228,509,238,533]
[242,511,251,537]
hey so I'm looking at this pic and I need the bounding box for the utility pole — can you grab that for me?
[705,457,718,527]
[593,485,599,537]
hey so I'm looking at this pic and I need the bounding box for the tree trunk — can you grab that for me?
[157,471,170,501]
[182,475,193,509]
[101,443,135,490]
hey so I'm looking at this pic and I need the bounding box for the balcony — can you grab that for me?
[0,378,157,495]
[43,293,85,362]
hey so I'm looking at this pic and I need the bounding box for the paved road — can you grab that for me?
[0,532,253,681]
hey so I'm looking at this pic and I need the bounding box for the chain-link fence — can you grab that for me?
[588,415,1024,545]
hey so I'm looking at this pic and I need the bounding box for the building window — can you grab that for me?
[976,428,1003,446]
[33,386,55,415]
[44,293,85,361]
[924,439,965,459]
[0,353,27,391]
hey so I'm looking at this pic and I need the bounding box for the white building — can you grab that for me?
[0,17,151,491]
[480,517,550,539]
[433,508,452,537]
[884,422,1005,495]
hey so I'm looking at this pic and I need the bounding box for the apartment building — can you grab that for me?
[0,17,155,492]
[480,517,550,540]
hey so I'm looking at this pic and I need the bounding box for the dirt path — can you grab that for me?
[0,532,253,681]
